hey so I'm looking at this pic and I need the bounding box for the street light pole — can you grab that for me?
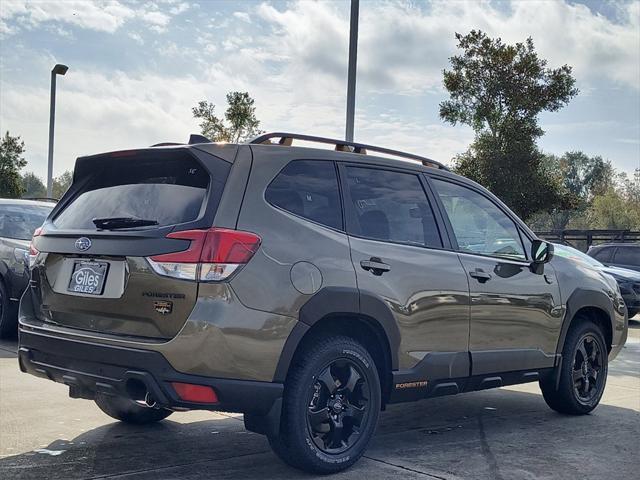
[345,0,359,142]
[47,64,69,198]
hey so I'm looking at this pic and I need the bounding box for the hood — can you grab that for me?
[602,265,640,282]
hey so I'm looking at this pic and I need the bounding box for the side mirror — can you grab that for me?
[531,240,554,274]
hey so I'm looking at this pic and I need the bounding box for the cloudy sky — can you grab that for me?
[1,0,639,180]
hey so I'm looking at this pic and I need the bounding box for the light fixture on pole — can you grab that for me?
[345,0,359,142]
[47,63,69,198]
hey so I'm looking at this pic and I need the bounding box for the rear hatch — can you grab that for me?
[29,147,232,340]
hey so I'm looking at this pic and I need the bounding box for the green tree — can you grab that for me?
[21,172,47,198]
[52,170,73,199]
[440,31,578,219]
[192,91,262,143]
[588,189,640,230]
[0,131,27,198]
[540,152,615,229]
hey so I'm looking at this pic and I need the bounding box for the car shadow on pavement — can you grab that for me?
[1,385,638,480]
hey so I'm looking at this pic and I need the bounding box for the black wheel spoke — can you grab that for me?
[308,407,331,432]
[341,366,361,395]
[317,368,338,395]
[578,341,588,362]
[572,369,583,382]
[345,405,365,427]
[329,416,345,449]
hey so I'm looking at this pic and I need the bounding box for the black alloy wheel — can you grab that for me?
[306,358,370,454]
[572,333,604,404]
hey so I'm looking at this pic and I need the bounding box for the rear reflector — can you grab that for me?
[147,228,261,282]
[171,382,218,404]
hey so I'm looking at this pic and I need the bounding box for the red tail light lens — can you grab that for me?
[147,228,261,282]
[171,382,218,404]
[29,227,43,255]
[28,227,43,267]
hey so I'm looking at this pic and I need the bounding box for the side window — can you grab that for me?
[265,160,342,230]
[432,178,526,260]
[344,167,442,248]
[614,247,640,266]
[592,247,613,262]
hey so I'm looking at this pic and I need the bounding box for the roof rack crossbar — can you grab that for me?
[250,132,449,171]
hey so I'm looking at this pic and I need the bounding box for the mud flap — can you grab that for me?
[243,397,282,437]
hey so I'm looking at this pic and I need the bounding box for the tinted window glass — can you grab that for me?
[0,204,53,240]
[433,179,526,260]
[54,155,215,230]
[345,167,441,247]
[614,247,640,266]
[265,160,342,230]
[591,247,613,262]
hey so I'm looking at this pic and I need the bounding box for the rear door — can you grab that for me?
[341,164,470,377]
[29,147,231,339]
[429,176,563,375]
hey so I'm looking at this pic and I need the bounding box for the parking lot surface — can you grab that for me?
[1,321,639,480]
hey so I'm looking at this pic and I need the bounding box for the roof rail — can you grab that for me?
[250,132,449,171]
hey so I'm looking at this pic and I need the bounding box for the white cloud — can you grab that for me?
[0,0,638,179]
[253,0,640,93]
[0,0,184,36]
[232,11,251,24]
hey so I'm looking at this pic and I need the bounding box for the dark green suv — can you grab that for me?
[19,133,628,474]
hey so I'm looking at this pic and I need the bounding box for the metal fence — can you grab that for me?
[534,229,640,252]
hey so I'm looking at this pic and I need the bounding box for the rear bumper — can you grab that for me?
[18,327,282,415]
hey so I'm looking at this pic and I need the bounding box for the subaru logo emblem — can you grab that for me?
[75,237,92,251]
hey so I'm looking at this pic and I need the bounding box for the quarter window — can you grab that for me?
[344,167,442,248]
[432,179,526,260]
[265,160,342,230]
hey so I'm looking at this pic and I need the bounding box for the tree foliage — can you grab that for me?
[21,172,47,198]
[0,131,27,198]
[192,91,262,143]
[533,152,615,229]
[52,170,73,199]
[440,31,578,219]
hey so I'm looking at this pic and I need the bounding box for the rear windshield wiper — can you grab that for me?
[92,217,159,230]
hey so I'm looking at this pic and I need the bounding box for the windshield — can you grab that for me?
[553,243,604,268]
[0,204,53,240]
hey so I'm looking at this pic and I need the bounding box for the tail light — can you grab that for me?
[28,227,43,268]
[147,228,261,282]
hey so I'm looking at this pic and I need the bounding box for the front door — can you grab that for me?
[341,165,470,378]
[430,177,563,375]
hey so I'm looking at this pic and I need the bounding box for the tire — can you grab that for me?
[0,279,18,339]
[540,318,608,415]
[95,394,172,424]
[268,335,381,474]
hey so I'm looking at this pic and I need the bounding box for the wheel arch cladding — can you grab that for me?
[273,287,399,405]
[559,289,614,353]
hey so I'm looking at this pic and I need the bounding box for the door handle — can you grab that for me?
[360,257,391,276]
[469,268,491,283]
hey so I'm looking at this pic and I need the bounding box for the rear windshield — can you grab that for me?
[0,204,53,240]
[54,154,215,230]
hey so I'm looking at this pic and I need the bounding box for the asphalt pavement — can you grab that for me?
[1,321,639,480]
